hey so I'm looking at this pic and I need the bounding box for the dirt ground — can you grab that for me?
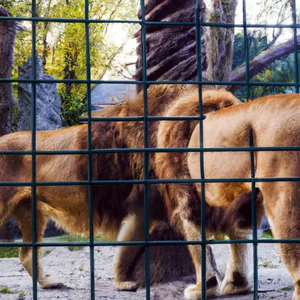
[0,243,294,300]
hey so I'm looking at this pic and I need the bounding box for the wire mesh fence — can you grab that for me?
[0,0,299,300]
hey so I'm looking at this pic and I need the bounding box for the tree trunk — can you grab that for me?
[135,0,236,85]
[0,5,19,242]
[135,0,206,89]
[135,0,297,93]
[205,0,237,82]
[0,5,17,136]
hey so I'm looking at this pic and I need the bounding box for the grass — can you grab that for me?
[45,235,88,252]
[261,229,273,239]
[43,233,103,252]
[0,287,25,299]
[0,247,20,258]
[18,290,25,299]
[0,233,103,259]
[0,286,16,294]
[43,249,52,256]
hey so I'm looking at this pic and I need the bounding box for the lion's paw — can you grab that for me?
[184,283,218,300]
[39,277,71,289]
[184,284,202,300]
[221,273,250,295]
[114,280,139,291]
[292,288,300,300]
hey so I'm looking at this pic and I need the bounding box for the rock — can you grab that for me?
[18,56,62,131]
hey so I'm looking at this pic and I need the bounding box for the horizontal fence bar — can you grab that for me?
[80,116,206,121]
[0,15,299,29]
[0,2,298,300]
[0,177,299,186]
[0,78,299,87]
[0,146,299,155]
[1,238,300,248]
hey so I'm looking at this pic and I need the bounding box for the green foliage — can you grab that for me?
[232,32,268,70]
[19,290,25,299]
[44,233,103,251]
[5,0,139,126]
[235,53,297,101]
[233,31,299,101]
[0,286,16,294]
[0,247,20,258]
[261,229,274,239]
[0,0,31,16]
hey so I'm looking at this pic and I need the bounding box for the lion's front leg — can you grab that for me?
[13,203,67,289]
[114,214,145,291]
[220,233,251,296]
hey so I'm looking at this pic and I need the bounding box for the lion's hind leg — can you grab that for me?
[13,200,67,289]
[220,233,251,296]
[263,187,300,300]
[220,189,264,296]
[270,212,300,300]
[182,218,219,299]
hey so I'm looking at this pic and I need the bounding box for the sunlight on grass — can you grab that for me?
[43,234,103,251]
[0,247,20,258]
[0,234,103,258]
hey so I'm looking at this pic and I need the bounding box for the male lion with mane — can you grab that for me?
[0,85,264,294]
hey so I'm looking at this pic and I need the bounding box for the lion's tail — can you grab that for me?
[214,188,264,233]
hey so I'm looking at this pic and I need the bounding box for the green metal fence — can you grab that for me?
[0,0,299,299]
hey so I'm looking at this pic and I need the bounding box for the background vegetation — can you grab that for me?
[1,0,139,126]
[0,0,299,127]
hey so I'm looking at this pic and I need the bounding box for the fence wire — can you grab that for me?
[0,1,299,300]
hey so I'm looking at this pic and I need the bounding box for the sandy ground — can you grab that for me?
[0,243,294,300]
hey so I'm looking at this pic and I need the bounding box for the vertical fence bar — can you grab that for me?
[242,0,251,100]
[242,1,258,299]
[140,1,151,299]
[31,1,38,299]
[292,0,299,93]
[84,1,95,299]
[195,1,206,298]
[2,2,299,300]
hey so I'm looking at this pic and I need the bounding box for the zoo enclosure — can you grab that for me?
[0,0,300,299]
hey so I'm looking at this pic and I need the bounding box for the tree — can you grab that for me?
[135,0,207,86]
[0,5,22,241]
[6,0,139,126]
[0,5,18,136]
[135,0,300,97]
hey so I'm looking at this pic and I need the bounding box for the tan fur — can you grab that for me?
[0,85,242,290]
[155,90,265,298]
[185,94,300,300]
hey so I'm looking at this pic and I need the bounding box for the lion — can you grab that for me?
[156,93,300,299]
[0,85,263,292]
